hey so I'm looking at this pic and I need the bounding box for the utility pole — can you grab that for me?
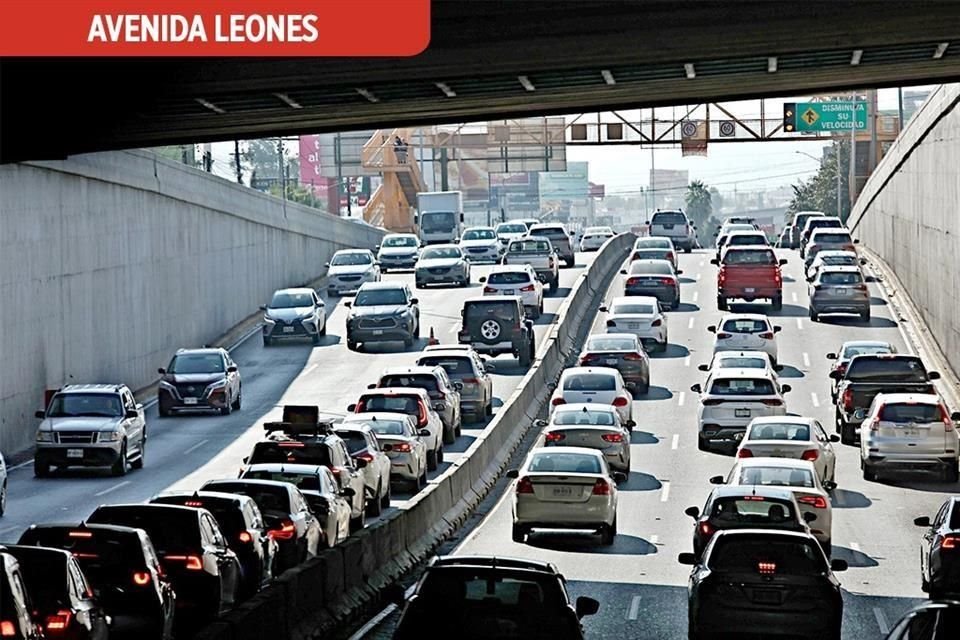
[277,138,286,200]
[868,88,878,175]
[234,140,243,184]
[897,86,905,131]
[202,143,212,172]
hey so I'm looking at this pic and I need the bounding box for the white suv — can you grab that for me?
[480,265,544,319]
[648,210,695,253]
[691,369,791,451]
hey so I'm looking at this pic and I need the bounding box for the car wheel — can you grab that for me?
[600,518,616,546]
[232,389,242,410]
[132,436,145,470]
[549,278,558,293]
[511,523,527,543]
[34,459,50,478]
[327,288,336,298]
[638,379,650,395]
[684,246,692,254]
[442,424,456,445]
[945,463,959,483]
[319,320,327,337]
[820,539,832,558]
[716,296,727,311]
[697,434,711,452]
[418,465,428,490]
[111,442,129,477]
[0,482,7,516]
[403,335,414,348]
[415,280,425,289]
[564,257,575,268]
[349,510,365,533]
[347,339,358,351]
[380,482,391,509]
[455,417,462,438]
[158,404,171,418]
[413,319,420,339]
[772,295,783,311]
[486,400,493,417]
[809,307,819,321]
[427,449,438,471]
[861,308,871,322]
[861,459,878,481]
[221,397,232,415]
[262,336,272,347]
[840,422,856,446]
[367,485,383,517]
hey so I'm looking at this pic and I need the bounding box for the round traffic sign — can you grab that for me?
[719,121,735,137]
[681,121,697,137]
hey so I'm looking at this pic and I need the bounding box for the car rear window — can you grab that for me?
[488,271,531,285]
[814,232,852,243]
[335,430,370,454]
[203,482,292,516]
[612,303,656,315]
[748,422,811,441]
[709,378,776,396]
[465,302,516,319]
[531,227,567,240]
[845,357,928,382]
[418,356,472,376]
[18,528,149,584]
[88,507,199,553]
[629,261,672,275]
[710,497,799,525]
[632,249,670,260]
[951,504,960,529]
[841,344,893,359]
[807,218,843,231]
[651,212,686,225]
[820,271,863,285]
[585,336,636,351]
[879,403,945,423]
[380,374,440,393]
[361,394,419,414]
[723,250,776,266]
[349,419,408,436]
[243,469,321,491]
[709,537,827,576]
[563,373,616,391]
[820,255,858,266]
[249,442,333,467]
[737,466,814,488]
[721,319,768,334]
[529,452,602,473]
[496,223,527,234]
[727,234,767,246]
[553,409,617,426]
[156,497,247,537]
[634,239,672,249]
[717,356,767,370]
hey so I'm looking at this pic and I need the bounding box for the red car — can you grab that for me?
[712,246,786,311]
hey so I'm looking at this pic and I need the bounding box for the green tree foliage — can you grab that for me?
[685,180,714,244]
[787,142,851,223]
[244,139,283,179]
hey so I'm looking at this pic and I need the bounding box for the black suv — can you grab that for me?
[157,348,242,417]
[391,556,599,640]
[457,297,535,367]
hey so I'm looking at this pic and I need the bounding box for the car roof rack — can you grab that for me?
[263,405,341,436]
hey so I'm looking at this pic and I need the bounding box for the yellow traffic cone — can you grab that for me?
[427,326,439,346]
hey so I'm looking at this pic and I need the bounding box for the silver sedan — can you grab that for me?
[537,403,632,472]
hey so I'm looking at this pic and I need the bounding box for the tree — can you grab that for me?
[685,180,713,244]
[787,141,851,222]
[244,139,283,179]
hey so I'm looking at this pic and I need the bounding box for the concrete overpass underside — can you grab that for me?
[3,1,960,162]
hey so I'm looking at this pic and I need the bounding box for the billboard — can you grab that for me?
[539,162,589,221]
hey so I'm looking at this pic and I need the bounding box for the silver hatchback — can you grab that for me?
[808,266,870,321]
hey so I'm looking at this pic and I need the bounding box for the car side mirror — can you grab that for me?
[381,443,393,452]
[684,506,700,519]
[830,559,848,572]
[478,276,487,283]
[324,262,330,268]
[779,259,788,265]
[774,364,784,372]
[599,305,608,313]
[780,384,792,393]
[853,239,861,244]
[859,258,867,265]
[698,364,709,372]
[928,371,941,380]
[355,459,368,469]
[506,469,519,479]
[34,410,45,419]
[677,269,684,275]
[829,434,840,443]
[823,480,837,492]
[806,275,813,283]
[825,353,837,360]
[367,383,377,389]
[418,429,431,438]
[707,325,717,333]
[259,305,268,311]
[374,245,381,251]
[347,403,357,412]
[227,366,238,373]
[626,420,636,428]
[709,259,718,265]
[534,419,548,427]
[914,516,932,527]
[157,367,166,375]
[242,456,249,464]
[828,370,841,380]
[410,298,419,305]
[343,301,352,308]
[690,384,702,393]
[853,409,867,421]
[773,326,782,333]
[575,596,600,618]
[341,487,356,497]
[125,409,139,419]
[484,362,496,372]
[803,511,818,523]
[709,475,724,485]
[677,552,697,566]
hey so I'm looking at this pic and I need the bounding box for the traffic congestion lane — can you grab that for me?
[0,253,597,539]
[450,248,954,639]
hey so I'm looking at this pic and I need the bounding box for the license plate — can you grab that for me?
[551,486,574,498]
[744,287,756,293]
[606,358,618,365]
[373,329,384,335]
[503,290,514,295]
[66,449,83,458]
[282,326,295,333]
[183,397,198,405]
[900,428,920,437]
[628,323,641,329]
[735,408,751,417]
[752,590,781,604]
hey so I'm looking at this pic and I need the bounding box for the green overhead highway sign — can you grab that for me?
[782,101,867,132]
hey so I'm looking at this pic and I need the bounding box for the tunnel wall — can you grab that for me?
[0,150,383,454]
[849,83,960,379]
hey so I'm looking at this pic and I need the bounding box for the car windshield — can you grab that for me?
[331,252,372,266]
[820,255,858,266]
[710,497,799,526]
[612,303,656,315]
[879,403,945,423]
[418,356,472,376]
[489,271,531,285]
[553,409,617,426]
[652,212,686,225]
[270,291,313,308]
[422,247,462,260]
[717,356,767,369]
[737,466,815,488]
[248,442,333,467]
[88,507,199,553]
[529,452,602,473]
[724,250,776,266]
[586,336,636,351]
[354,288,406,306]
[748,422,811,441]
[465,301,516,320]
[721,319,769,334]
[168,353,224,374]
[203,482,292,515]
[350,419,408,436]
[820,271,863,285]
[243,469,321,492]
[421,212,456,232]
[361,395,419,414]
[462,229,496,240]
[709,537,827,576]
[709,378,776,395]
[728,234,767,245]
[383,236,418,247]
[496,223,527,234]
[845,357,928,382]
[46,393,123,418]
[630,261,672,275]
[842,344,893,359]
[814,232,853,244]
[509,239,550,253]
[380,374,440,393]
[563,373,616,391]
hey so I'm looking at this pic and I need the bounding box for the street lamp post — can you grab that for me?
[795,150,842,219]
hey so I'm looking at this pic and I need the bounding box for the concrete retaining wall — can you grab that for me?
[193,232,634,640]
[848,83,960,380]
[0,151,383,453]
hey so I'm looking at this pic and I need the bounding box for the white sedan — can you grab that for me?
[480,264,544,319]
[508,447,623,545]
[698,350,781,379]
[711,457,833,554]
[459,226,502,263]
[707,313,781,365]
[342,412,429,491]
[325,249,381,296]
[600,296,668,352]
[538,403,632,471]
[579,228,615,251]
[736,416,839,488]
[691,369,791,451]
[550,367,634,425]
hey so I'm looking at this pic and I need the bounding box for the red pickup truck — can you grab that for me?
[711,246,786,311]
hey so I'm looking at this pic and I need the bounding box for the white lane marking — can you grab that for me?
[627,595,642,620]
[448,324,460,334]
[796,318,803,330]
[684,355,691,367]
[660,481,671,502]
[677,392,686,407]
[0,526,20,537]
[874,607,890,635]
[695,273,701,281]
[692,290,699,303]
[699,261,705,268]
[302,363,318,377]
[792,291,798,303]
[671,434,679,450]
[688,317,695,329]
[94,480,131,497]
[8,459,34,471]
[650,534,660,545]
[811,393,820,408]
[184,439,210,455]
[802,352,810,368]
[851,542,862,553]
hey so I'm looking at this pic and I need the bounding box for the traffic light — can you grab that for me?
[783,102,796,132]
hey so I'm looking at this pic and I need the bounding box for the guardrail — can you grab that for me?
[195,233,634,640]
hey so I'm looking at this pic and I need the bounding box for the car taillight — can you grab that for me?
[665,252,674,262]
[545,432,565,443]
[762,399,783,407]
[278,441,305,448]
[699,521,715,537]
[520,284,536,292]
[165,555,204,570]
[516,476,534,494]
[601,433,624,443]
[717,333,732,339]
[941,536,960,550]
[548,257,555,267]
[612,396,630,407]
[626,277,640,286]
[592,479,611,495]
[797,495,828,509]
[132,571,151,586]
[842,244,855,251]
[757,562,777,575]
[68,531,92,538]
[703,399,723,406]
[660,278,675,286]
[836,363,847,377]
[355,401,366,413]
[623,352,645,361]
[483,286,497,293]
[393,442,413,452]
[842,388,854,411]
[45,610,72,633]
[552,397,566,406]
[801,449,819,461]
[651,319,662,327]
[417,401,429,427]
[238,531,253,544]
[737,448,753,458]
[759,332,774,340]
[718,268,727,285]
[854,284,868,292]
[0,622,15,637]
[268,521,297,541]
[941,404,955,432]
[462,377,480,384]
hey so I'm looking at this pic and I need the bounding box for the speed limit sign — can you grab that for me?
[719,120,736,137]
[681,121,697,137]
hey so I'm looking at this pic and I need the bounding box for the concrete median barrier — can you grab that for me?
[197,233,634,640]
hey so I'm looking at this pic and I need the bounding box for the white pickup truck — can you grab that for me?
[502,237,560,292]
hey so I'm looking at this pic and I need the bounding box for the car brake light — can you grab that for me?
[942,536,960,550]
[623,352,645,361]
[132,571,151,586]
[743,495,766,501]
[592,478,611,495]
[854,284,868,291]
[0,622,16,637]
[660,278,675,286]
[165,555,204,570]
[601,433,624,443]
[717,333,732,339]
[836,363,848,376]
[392,442,413,453]
[545,432,565,443]
[268,521,297,541]
[842,388,854,411]
[759,332,774,340]
[612,396,630,407]
[797,495,828,509]
[462,377,480,384]
[278,441,305,448]
[762,399,783,407]
[516,476,534,494]
[68,531,92,538]
[626,277,640,286]
[483,286,497,294]
[356,451,375,463]
[651,319,662,327]
[801,449,819,461]
[355,400,366,413]
[699,521,715,537]
[757,562,777,575]
[520,284,536,292]
[552,397,566,406]
[184,500,203,507]
[45,610,72,633]
[941,404,954,432]
[238,531,253,544]
[417,401,429,428]
[737,448,753,458]
[665,252,674,262]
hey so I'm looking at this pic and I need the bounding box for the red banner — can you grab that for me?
[0,0,430,56]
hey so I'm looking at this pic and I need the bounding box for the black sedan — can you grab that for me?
[915,497,960,598]
[679,529,846,640]
[620,259,681,308]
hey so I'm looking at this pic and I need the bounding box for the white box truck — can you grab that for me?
[416,191,464,245]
